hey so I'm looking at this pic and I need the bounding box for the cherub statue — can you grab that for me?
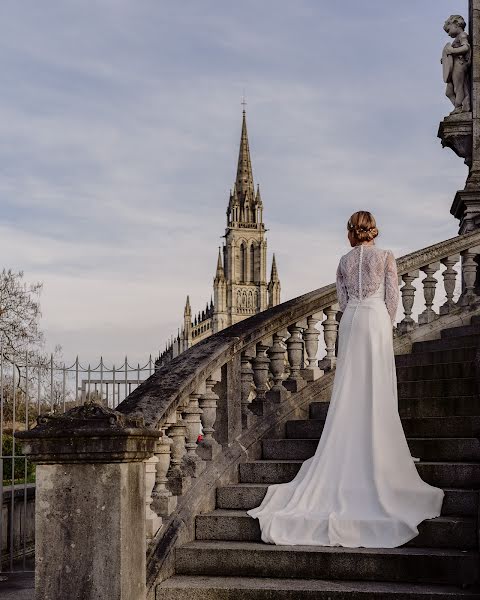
[441,15,471,114]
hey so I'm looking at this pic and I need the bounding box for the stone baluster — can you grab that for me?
[458,248,480,306]
[182,392,205,477]
[250,342,271,415]
[284,324,307,392]
[152,425,177,516]
[418,262,440,325]
[144,454,162,539]
[318,306,339,371]
[439,254,460,314]
[266,332,290,403]
[240,352,256,428]
[166,408,191,496]
[301,315,324,381]
[198,375,222,460]
[397,271,419,334]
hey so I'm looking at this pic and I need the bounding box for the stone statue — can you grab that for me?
[442,15,471,114]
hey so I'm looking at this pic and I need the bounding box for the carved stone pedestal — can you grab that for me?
[438,112,473,166]
[16,403,159,600]
[451,189,480,233]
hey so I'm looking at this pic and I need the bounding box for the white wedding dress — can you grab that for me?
[247,244,444,548]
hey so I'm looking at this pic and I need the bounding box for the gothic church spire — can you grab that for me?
[235,110,254,199]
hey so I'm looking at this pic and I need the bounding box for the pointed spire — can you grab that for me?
[215,246,225,282]
[184,295,191,316]
[270,253,279,282]
[235,110,254,198]
[255,184,262,206]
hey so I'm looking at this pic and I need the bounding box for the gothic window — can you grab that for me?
[249,244,255,282]
[240,242,247,283]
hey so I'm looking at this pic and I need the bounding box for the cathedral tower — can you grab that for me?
[213,109,279,332]
[158,109,280,367]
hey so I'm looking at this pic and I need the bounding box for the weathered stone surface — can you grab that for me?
[239,458,480,489]
[35,462,146,600]
[439,112,473,164]
[16,403,159,464]
[15,402,160,600]
[175,541,479,586]
[195,510,475,549]
[216,483,478,517]
[156,575,480,600]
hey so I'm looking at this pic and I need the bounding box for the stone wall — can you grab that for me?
[1,484,35,564]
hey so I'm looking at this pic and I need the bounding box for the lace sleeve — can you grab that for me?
[336,259,348,312]
[385,250,399,325]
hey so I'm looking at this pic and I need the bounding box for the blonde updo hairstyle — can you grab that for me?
[347,211,379,245]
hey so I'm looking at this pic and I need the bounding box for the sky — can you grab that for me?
[0,0,470,364]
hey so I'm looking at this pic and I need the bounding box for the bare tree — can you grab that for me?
[0,269,43,362]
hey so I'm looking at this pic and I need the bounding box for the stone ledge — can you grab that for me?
[438,112,472,165]
[16,402,160,464]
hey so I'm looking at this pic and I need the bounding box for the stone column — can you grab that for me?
[266,333,290,403]
[198,375,222,459]
[398,271,419,334]
[250,342,271,415]
[283,325,307,393]
[418,262,440,325]
[301,315,323,381]
[16,402,159,600]
[240,353,256,428]
[440,254,460,314]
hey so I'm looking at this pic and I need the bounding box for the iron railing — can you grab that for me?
[0,353,154,573]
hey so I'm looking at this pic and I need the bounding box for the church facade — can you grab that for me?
[157,111,281,366]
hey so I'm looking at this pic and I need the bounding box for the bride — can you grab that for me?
[247,211,444,548]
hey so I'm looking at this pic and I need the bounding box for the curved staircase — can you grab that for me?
[157,316,480,599]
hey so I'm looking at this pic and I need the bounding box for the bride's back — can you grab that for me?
[338,245,393,302]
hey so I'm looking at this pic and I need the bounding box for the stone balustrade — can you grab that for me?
[17,230,480,600]
[120,231,480,587]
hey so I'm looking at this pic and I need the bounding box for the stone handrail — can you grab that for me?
[118,229,480,428]
[113,230,480,574]
[17,230,480,599]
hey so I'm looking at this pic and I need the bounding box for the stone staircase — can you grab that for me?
[156,317,480,598]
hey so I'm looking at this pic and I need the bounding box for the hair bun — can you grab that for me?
[347,211,379,245]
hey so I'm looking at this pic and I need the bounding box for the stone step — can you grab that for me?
[412,335,480,354]
[195,511,476,549]
[408,438,480,462]
[174,541,479,587]
[286,418,326,439]
[156,575,480,600]
[442,324,480,339]
[398,397,480,419]
[216,484,479,517]
[287,417,480,440]
[262,437,480,462]
[397,380,476,399]
[239,460,480,488]
[395,348,476,367]
[402,417,480,438]
[309,397,480,420]
[396,362,475,382]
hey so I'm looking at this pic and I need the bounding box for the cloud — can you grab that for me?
[0,0,469,362]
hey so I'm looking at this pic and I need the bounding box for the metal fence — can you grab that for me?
[0,352,155,573]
